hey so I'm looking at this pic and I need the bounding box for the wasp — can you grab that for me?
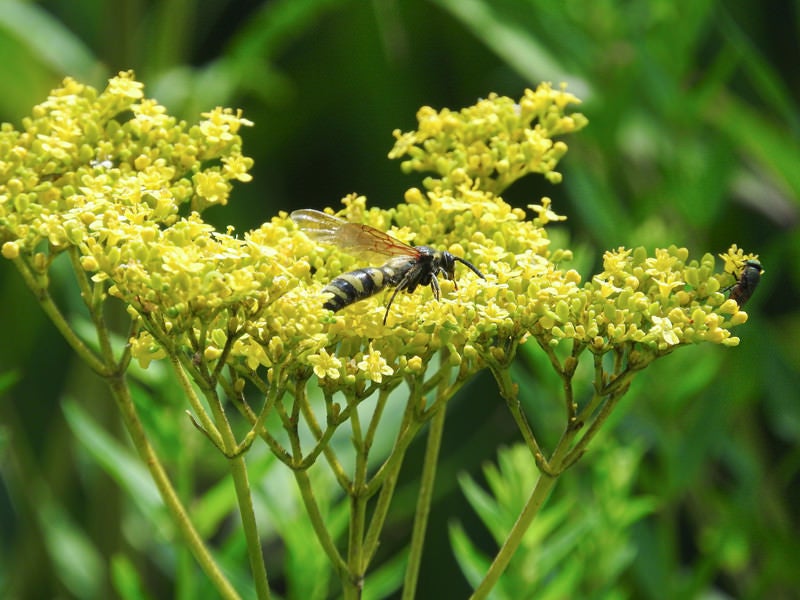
[724,259,763,307]
[291,209,485,324]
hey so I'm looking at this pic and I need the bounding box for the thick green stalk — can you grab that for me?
[470,470,558,600]
[227,456,271,600]
[402,403,446,600]
[345,394,368,600]
[204,387,271,600]
[107,375,242,600]
[293,469,349,575]
[24,253,242,600]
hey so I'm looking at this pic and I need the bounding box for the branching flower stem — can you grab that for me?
[12,255,109,376]
[473,347,645,599]
[13,253,243,600]
[199,383,271,599]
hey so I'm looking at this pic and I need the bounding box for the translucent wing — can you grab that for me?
[291,209,419,259]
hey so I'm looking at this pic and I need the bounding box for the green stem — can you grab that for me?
[346,393,368,598]
[345,494,367,600]
[295,385,349,476]
[402,402,446,600]
[475,351,643,598]
[363,409,424,498]
[489,362,549,469]
[362,398,419,564]
[204,386,271,600]
[363,387,392,453]
[293,469,349,574]
[469,470,558,600]
[561,376,634,469]
[19,252,240,597]
[67,247,116,361]
[108,375,242,600]
[472,379,581,599]
[221,375,293,465]
[170,353,224,450]
[228,456,271,600]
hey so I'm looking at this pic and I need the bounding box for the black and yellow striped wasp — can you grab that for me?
[291,209,485,324]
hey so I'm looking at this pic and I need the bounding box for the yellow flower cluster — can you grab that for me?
[274,193,751,390]
[0,71,253,257]
[1,74,755,393]
[389,83,589,193]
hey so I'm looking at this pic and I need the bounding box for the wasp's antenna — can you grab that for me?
[454,256,486,279]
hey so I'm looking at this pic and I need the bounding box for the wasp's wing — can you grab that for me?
[291,209,418,258]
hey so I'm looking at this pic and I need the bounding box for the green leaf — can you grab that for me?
[0,3,100,80]
[61,400,165,524]
[111,553,155,600]
[38,499,105,598]
[432,0,588,92]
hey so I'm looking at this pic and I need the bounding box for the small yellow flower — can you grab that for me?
[389,84,587,194]
[649,315,680,347]
[0,73,757,402]
[199,107,253,143]
[308,348,343,380]
[223,155,255,182]
[107,70,145,99]
[193,171,231,206]
[528,197,566,225]
[651,277,685,300]
[357,344,394,383]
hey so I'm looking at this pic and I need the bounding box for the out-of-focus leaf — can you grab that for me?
[61,400,164,523]
[433,0,589,96]
[0,3,101,84]
[0,370,19,393]
[448,521,491,589]
[707,96,800,210]
[361,549,407,600]
[38,495,105,597]
[111,553,154,600]
[452,441,656,598]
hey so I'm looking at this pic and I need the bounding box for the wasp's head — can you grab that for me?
[432,250,485,281]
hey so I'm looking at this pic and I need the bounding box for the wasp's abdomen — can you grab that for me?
[323,266,399,311]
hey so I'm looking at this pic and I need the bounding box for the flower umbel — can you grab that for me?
[0,75,756,443]
[389,83,589,193]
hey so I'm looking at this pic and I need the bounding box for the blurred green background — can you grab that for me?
[1,0,798,598]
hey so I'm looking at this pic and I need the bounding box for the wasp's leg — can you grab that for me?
[429,273,441,301]
[383,284,406,325]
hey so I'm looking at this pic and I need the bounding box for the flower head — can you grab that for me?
[0,71,253,258]
[389,84,588,194]
[1,75,756,405]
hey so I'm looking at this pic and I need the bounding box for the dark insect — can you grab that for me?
[291,209,485,324]
[724,259,763,307]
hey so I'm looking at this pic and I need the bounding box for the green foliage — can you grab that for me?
[451,441,656,599]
